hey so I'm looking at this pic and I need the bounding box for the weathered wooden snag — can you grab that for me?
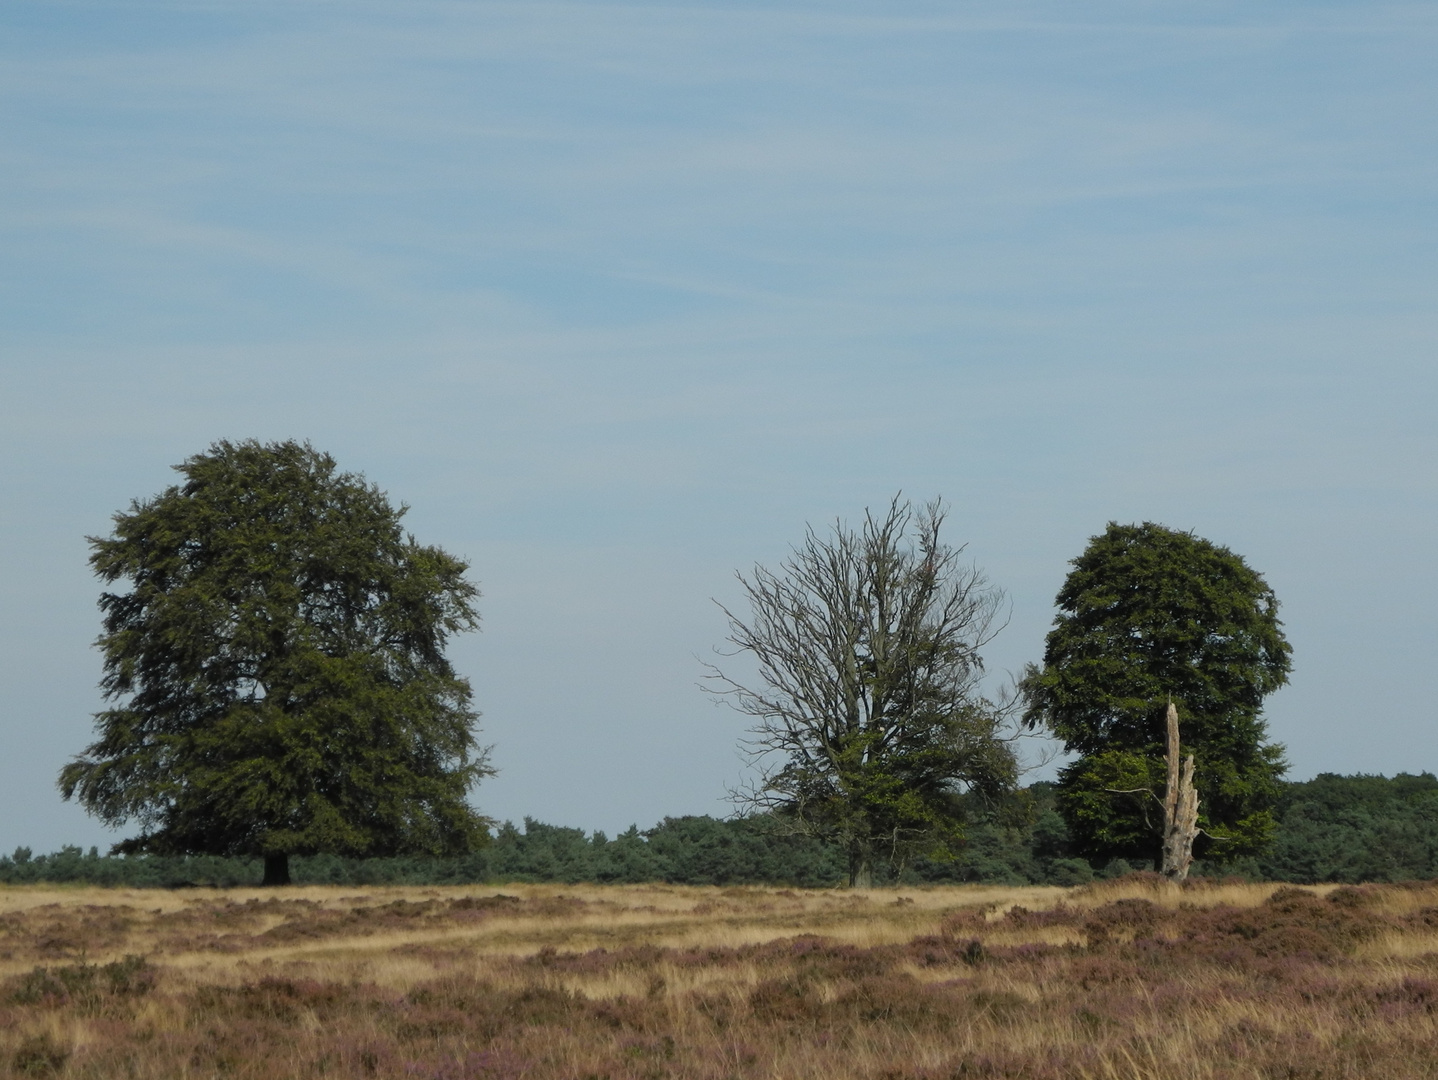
[1160,702,1200,880]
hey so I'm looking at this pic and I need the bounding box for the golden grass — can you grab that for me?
[0,878,1408,985]
[1,879,1436,1079]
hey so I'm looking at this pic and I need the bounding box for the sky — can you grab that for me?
[1,1,1435,857]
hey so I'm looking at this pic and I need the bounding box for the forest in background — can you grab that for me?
[4,772,1433,889]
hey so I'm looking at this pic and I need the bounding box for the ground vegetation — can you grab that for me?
[2,878,1437,1079]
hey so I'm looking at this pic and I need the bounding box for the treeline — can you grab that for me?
[0,817,848,889]
[913,772,1438,886]
[4,773,1435,889]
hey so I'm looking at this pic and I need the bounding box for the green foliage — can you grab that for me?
[486,820,608,883]
[6,774,1438,887]
[713,497,1018,885]
[1053,750,1168,865]
[0,844,266,887]
[0,816,848,888]
[898,782,1092,886]
[1023,522,1291,866]
[59,440,491,868]
[1255,773,1438,883]
[644,814,848,886]
[461,816,850,886]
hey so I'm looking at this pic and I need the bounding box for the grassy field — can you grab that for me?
[2,877,1436,1079]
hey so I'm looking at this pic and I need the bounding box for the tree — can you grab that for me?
[1256,773,1438,884]
[60,439,492,885]
[708,496,1019,887]
[1022,522,1291,870]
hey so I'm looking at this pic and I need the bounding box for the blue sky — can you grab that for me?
[1,1,1434,855]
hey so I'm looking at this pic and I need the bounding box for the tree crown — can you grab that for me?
[61,439,490,861]
[1025,521,1291,757]
[1022,521,1291,864]
[710,496,1018,883]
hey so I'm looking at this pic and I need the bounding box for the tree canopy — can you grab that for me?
[1023,521,1291,866]
[1258,772,1438,884]
[710,496,1018,887]
[60,439,491,884]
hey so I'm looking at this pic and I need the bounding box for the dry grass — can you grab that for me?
[2,877,1436,1078]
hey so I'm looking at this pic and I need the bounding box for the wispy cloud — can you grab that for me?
[1,0,1435,849]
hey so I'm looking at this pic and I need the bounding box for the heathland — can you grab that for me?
[2,877,1437,1079]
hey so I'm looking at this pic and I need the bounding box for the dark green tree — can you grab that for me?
[709,496,1019,887]
[60,439,492,885]
[1023,522,1291,868]
[1256,773,1438,884]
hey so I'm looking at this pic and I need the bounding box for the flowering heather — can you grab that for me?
[1,878,1436,1078]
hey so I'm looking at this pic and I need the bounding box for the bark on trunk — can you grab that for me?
[262,853,291,887]
[1160,702,1200,881]
[849,843,874,889]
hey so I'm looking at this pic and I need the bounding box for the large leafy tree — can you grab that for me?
[60,440,491,885]
[1023,522,1291,868]
[709,497,1018,887]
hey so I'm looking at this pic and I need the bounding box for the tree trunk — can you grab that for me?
[262,853,291,886]
[849,842,874,889]
[1160,703,1200,881]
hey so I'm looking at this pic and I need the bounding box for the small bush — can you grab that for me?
[1083,898,1161,946]
[12,1033,69,1077]
[748,977,825,1025]
[6,955,155,1010]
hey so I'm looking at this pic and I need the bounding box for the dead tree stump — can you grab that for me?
[1160,702,1200,881]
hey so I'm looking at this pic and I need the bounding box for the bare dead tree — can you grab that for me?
[706,496,1018,888]
[1160,702,1200,881]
